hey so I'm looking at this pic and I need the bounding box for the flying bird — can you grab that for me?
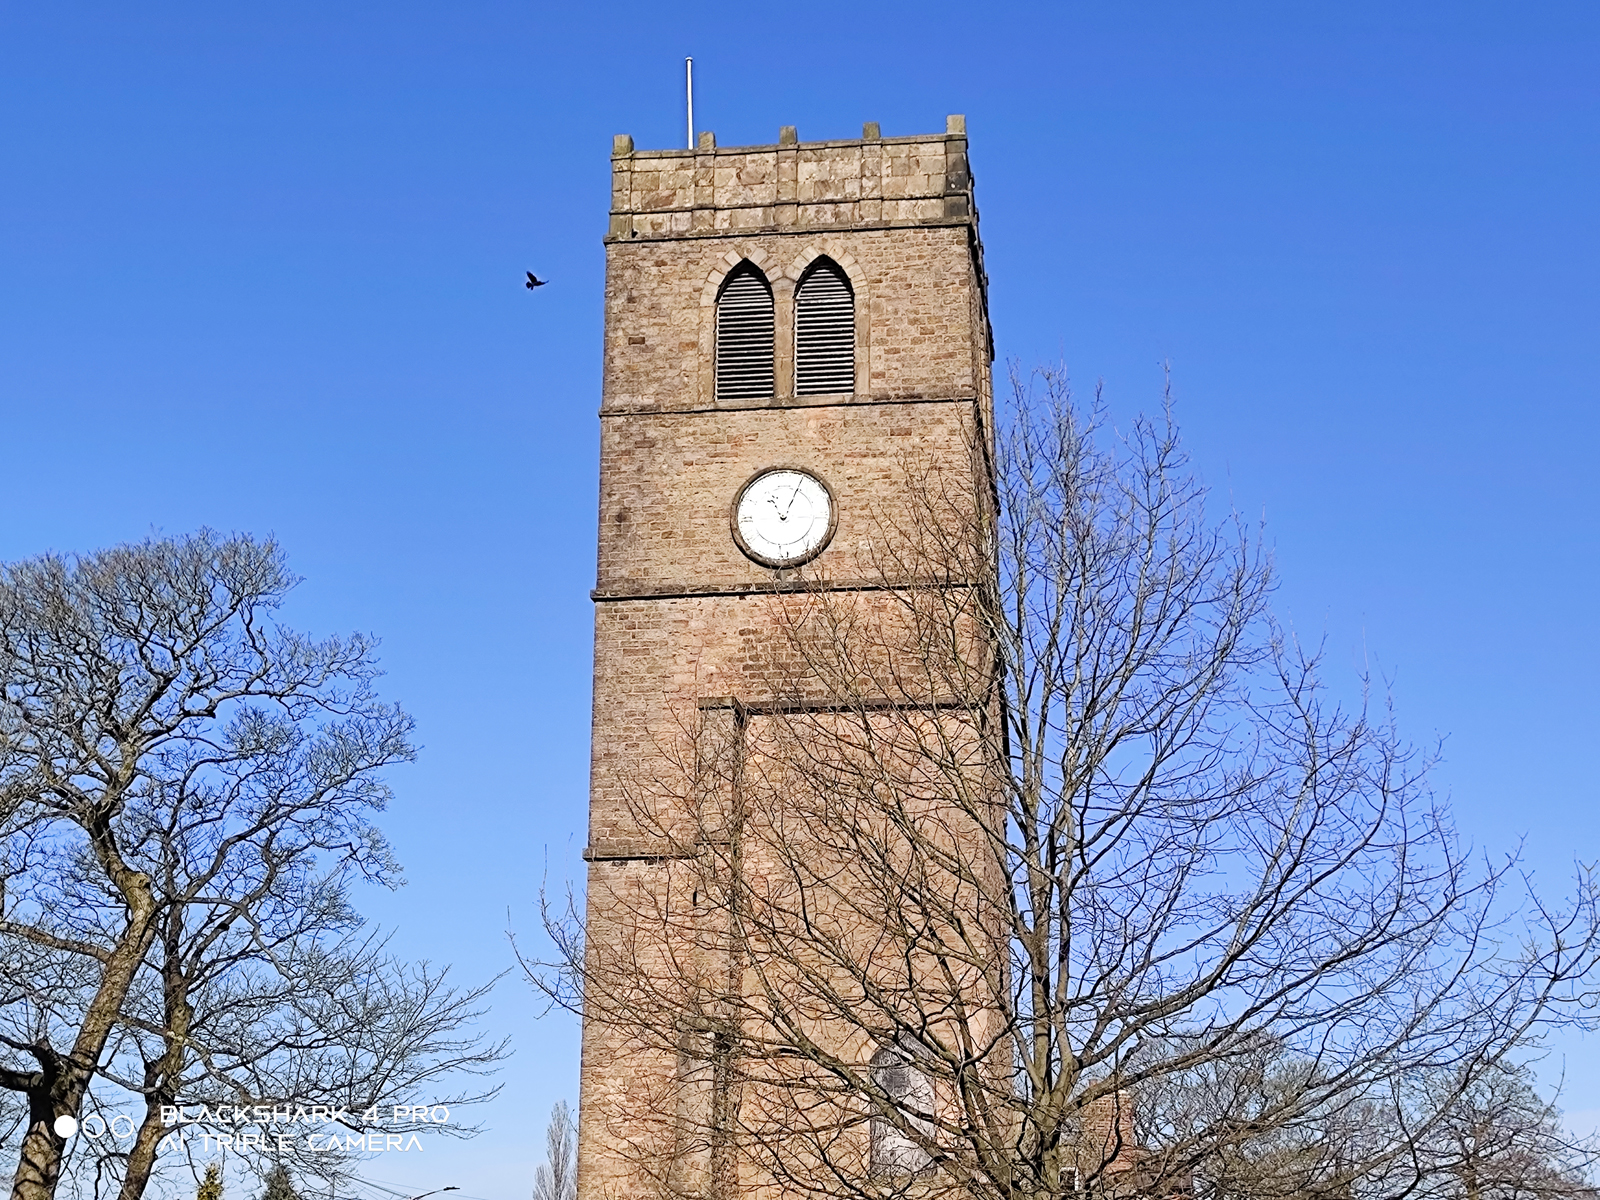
[525,272,548,289]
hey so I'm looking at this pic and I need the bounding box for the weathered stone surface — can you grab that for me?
[608,121,974,240]
[578,118,993,1200]
[601,225,988,412]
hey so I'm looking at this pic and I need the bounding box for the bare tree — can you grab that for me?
[536,368,1600,1200]
[534,1101,576,1200]
[0,532,502,1200]
[96,926,506,1200]
[1401,1061,1599,1200]
[1131,1040,1599,1200]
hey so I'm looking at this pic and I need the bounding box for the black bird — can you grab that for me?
[525,272,547,289]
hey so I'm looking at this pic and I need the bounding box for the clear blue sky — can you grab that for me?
[2,1,1597,1194]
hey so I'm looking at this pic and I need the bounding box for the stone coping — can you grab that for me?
[616,132,966,159]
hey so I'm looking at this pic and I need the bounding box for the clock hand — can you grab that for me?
[783,479,803,517]
[766,493,788,521]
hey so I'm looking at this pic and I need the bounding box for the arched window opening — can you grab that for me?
[794,258,855,395]
[869,1043,934,1177]
[715,264,775,401]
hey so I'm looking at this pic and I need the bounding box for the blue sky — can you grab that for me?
[2,1,1597,1194]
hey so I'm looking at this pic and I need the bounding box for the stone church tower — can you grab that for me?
[578,116,994,1200]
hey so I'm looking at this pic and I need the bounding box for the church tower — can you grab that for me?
[578,116,994,1200]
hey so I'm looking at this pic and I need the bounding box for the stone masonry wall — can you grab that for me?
[593,401,978,595]
[607,116,974,239]
[578,118,994,1200]
[603,225,983,410]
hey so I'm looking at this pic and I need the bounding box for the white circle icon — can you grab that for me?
[53,1115,78,1139]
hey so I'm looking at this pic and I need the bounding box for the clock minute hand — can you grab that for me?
[783,479,804,517]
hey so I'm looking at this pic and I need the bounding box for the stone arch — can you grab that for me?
[786,243,868,396]
[711,259,775,401]
[783,242,863,291]
[696,249,785,406]
[699,248,784,308]
[793,256,856,396]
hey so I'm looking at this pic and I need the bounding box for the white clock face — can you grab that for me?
[733,469,835,567]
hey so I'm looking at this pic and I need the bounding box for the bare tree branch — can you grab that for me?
[535,368,1600,1200]
[0,532,504,1200]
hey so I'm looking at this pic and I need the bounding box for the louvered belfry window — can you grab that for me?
[715,264,775,400]
[794,259,855,395]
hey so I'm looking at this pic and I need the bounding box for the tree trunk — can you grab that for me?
[11,866,159,1200]
[12,1062,80,1200]
[117,1099,172,1200]
[118,913,192,1200]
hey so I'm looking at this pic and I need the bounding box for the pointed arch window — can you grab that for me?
[794,258,855,395]
[869,1043,934,1176]
[715,263,775,400]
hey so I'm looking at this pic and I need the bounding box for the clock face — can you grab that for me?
[733,469,835,568]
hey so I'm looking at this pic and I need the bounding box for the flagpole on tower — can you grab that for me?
[686,57,694,149]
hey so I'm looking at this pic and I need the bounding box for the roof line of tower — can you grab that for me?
[612,115,967,158]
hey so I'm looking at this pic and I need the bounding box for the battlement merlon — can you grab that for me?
[605,115,977,241]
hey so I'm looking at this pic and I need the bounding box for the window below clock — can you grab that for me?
[869,1042,934,1176]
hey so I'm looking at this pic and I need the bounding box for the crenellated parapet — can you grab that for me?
[607,116,976,240]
